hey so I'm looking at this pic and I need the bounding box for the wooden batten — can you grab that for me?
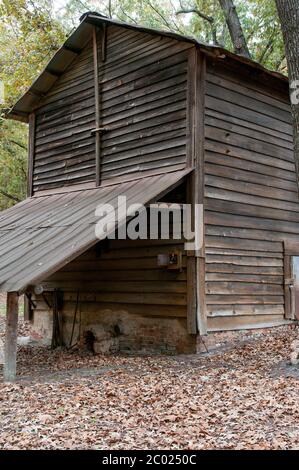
[93,25,101,186]
[4,292,19,382]
[101,23,107,62]
[27,113,36,197]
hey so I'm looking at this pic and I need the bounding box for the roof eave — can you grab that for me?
[6,12,289,122]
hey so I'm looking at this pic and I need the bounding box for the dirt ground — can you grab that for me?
[0,320,299,450]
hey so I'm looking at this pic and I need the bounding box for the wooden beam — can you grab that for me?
[186,176,197,334]
[195,50,207,335]
[186,49,196,169]
[27,113,35,197]
[4,292,19,382]
[284,254,292,319]
[101,24,107,62]
[93,26,101,186]
[186,47,207,335]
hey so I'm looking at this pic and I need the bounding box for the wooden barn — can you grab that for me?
[1,12,299,381]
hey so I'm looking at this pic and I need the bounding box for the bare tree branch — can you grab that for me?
[118,7,138,24]
[0,189,20,203]
[108,0,112,19]
[176,8,214,24]
[258,33,275,64]
[176,8,219,45]
[9,139,27,150]
[147,1,179,32]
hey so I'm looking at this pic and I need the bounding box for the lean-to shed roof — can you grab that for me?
[0,170,190,293]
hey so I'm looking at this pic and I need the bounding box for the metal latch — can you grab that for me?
[91,127,109,134]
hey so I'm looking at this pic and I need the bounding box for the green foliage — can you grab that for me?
[0,0,66,104]
[0,0,66,209]
[58,0,285,71]
[0,117,27,210]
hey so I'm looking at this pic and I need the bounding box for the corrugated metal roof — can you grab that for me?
[0,170,190,293]
[7,12,288,123]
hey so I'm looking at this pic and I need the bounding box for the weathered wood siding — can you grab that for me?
[32,26,191,192]
[34,40,96,191]
[33,238,187,319]
[204,61,298,330]
[99,27,191,183]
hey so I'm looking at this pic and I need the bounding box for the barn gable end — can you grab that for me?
[30,25,192,193]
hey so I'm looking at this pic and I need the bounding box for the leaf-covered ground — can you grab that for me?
[0,323,299,450]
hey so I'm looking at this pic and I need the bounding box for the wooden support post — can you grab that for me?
[186,47,207,335]
[284,253,292,319]
[4,292,19,382]
[186,176,197,334]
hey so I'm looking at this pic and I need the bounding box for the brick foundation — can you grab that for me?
[32,309,290,355]
[32,308,197,354]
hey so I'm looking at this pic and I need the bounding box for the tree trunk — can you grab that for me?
[276,0,299,192]
[218,0,251,58]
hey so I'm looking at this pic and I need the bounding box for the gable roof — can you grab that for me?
[7,11,289,123]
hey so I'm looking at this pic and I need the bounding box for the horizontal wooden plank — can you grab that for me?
[206,224,299,243]
[41,280,187,294]
[206,281,283,295]
[62,257,187,271]
[206,80,292,124]
[205,162,297,192]
[206,95,292,136]
[205,198,299,223]
[205,236,283,253]
[205,248,283,258]
[205,125,293,162]
[205,111,293,149]
[98,245,185,260]
[207,65,290,111]
[206,295,284,305]
[205,187,299,214]
[47,268,187,282]
[101,157,186,181]
[206,254,283,266]
[207,314,286,331]
[206,211,299,235]
[206,272,283,284]
[205,140,295,172]
[34,301,187,318]
[60,291,187,306]
[205,263,283,275]
[207,304,285,316]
